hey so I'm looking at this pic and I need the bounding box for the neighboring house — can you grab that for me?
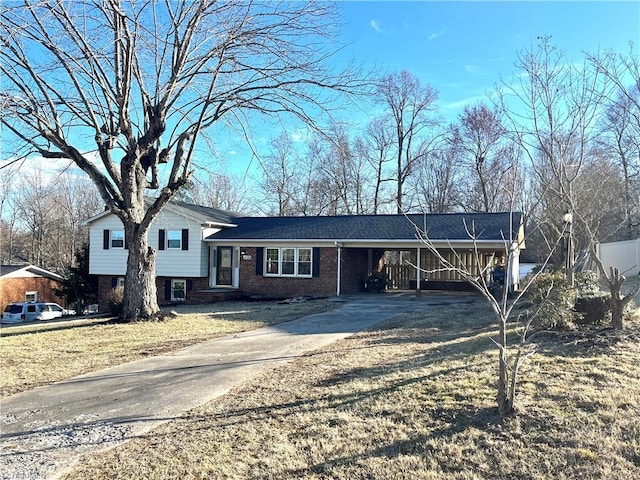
[596,238,640,277]
[85,200,525,311]
[0,264,66,312]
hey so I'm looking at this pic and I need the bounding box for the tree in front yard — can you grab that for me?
[1,0,361,320]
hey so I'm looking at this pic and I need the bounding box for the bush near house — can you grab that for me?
[526,270,638,327]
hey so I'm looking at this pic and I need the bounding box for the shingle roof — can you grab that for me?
[83,198,241,226]
[0,264,64,280]
[0,265,26,276]
[168,200,240,225]
[207,212,523,242]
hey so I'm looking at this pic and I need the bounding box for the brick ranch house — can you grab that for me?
[0,264,66,312]
[85,200,525,311]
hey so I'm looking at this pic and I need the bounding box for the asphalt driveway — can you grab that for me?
[0,292,479,480]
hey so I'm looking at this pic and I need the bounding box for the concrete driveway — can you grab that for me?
[0,292,479,480]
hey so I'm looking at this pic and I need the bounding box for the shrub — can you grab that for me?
[524,271,574,329]
[573,294,610,325]
[107,288,124,316]
[574,270,600,295]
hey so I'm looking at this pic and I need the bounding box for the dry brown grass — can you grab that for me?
[64,301,640,479]
[0,299,335,397]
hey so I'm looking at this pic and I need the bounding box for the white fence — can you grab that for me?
[596,238,640,277]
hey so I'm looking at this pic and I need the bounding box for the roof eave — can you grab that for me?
[204,238,512,248]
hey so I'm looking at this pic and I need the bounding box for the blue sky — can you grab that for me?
[337,0,639,121]
[9,1,639,185]
[219,1,639,178]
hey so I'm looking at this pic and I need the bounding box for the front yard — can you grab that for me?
[3,296,639,478]
[58,300,640,479]
[0,299,335,397]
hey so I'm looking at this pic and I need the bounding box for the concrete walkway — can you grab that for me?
[0,292,478,480]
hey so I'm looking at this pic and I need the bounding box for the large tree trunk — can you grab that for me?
[610,297,625,330]
[121,224,160,321]
[606,267,640,330]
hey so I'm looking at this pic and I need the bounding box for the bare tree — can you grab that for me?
[315,123,370,215]
[1,1,361,319]
[499,37,609,282]
[181,170,256,215]
[375,71,439,213]
[259,132,299,216]
[14,170,55,268]
[412,141,462,213]
[450,103,519,213]
[597,88,640,239]
[3,164,102,272]
[356,117,395,214]
[413,204,557,416]
[0,165,20,263]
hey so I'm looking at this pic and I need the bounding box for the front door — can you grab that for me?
[216,247,233,286]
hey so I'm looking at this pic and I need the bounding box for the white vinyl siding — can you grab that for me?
[88,216,129,275]
[89,210,222,277]
[155,224,200,277]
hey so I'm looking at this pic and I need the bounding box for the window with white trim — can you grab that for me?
[264,247,313,277]
[25,291,38,302]
[111,230,125,249]
[167,230,182,249]
[171,279,186,301]
[115,277,125,289]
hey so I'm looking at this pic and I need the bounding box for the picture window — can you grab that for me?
[263,247,313,278]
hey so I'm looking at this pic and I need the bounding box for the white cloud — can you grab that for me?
[464,64,483,75]
[428,29,446,41]
[441,95,487,112]
[369,20,385,34]
[1,155,85,180]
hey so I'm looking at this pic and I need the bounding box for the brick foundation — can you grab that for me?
[96,246,373,311]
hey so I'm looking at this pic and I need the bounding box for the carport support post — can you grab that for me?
[416,247,421,296]
[335,242,342,296]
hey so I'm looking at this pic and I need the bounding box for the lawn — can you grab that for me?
[60,300,640,479]
[0,298,335,397]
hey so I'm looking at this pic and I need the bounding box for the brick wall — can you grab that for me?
[238,246,370,299]
[238,247,338,298]
[340,248,370,294]
[0,277,66,312]
[97,275,212,311]
[97,275,117,312]
[95,246,374,310]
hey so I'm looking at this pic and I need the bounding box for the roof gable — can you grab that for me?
[83,199,240,227]
[0,264,64,281]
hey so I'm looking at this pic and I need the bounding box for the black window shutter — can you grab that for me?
[159,229,165,250]
[182,229,189,250]
[164,279,172,300]
[111,277,117,288]
[312,247,320,277]
[187,279,193,291]
[256,248,264,275]
[124,231,129,250]
[103,230,110,250]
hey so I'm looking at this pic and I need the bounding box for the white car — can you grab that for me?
[1,302,73,324]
